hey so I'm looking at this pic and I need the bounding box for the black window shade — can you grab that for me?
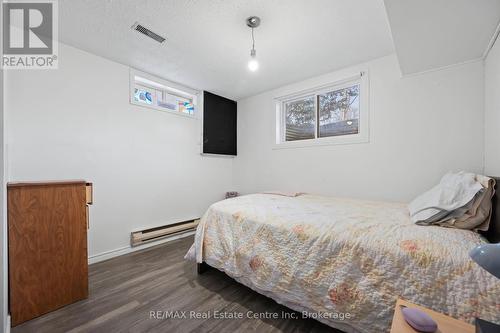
[203,91,237,156]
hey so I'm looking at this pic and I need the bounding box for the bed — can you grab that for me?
[186,183,500,333]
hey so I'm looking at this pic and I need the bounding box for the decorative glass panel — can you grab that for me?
[318,84,359,137]
[157,91,178,111]
[285,96,315,141]
[157,91,194,115]
[134,88,153,105]
[179,102,194,115]
[178,100,194,115]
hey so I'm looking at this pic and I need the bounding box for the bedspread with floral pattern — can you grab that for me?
[186,194,500,333]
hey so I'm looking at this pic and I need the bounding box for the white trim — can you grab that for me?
[483,19,500,59]
[5,315,10,333]
[130,68,200,97]
[273,134,369,150]
[129,68,201,119]
[395,19,499,78]
[199,91,206,155]
[274,73,363,102]
[88,231,194,264]
[273,71,369,149]
[200,153,236,158]
[394,19,499,77]
[400,57,484,79]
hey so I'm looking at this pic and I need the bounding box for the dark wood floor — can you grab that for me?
[12,236,342,333]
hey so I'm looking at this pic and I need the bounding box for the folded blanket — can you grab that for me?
[409,172,483,222]
[433,176,495,231]
[409,172,495,230]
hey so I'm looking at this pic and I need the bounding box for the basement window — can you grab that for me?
[130,69,199,117]
[275,72,369,148]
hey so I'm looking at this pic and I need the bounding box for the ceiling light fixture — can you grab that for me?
[246,16,261,72]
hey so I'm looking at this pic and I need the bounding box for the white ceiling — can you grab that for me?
[58,0,394,100]
[384,0,500,75]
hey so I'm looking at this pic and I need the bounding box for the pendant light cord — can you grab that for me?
[251,27,255,51]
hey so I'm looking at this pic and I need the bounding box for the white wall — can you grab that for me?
[0,69,5,333]
[5,43,233,260]
[0,2,8,330]
[484,36,500,177]
[2,43,489,263]
[0,77,5,332]
[234,55,485,202]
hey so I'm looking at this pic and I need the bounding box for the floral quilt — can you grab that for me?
[186,194,500,333]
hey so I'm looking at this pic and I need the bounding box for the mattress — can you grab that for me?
[186,194,500,333]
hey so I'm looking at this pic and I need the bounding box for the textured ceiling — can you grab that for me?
[58,0,394,100]
[384,0,500,75]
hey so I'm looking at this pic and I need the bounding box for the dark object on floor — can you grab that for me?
[197,262,211,274]
[475,318,500,333]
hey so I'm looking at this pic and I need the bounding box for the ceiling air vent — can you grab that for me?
[131,22,166,43]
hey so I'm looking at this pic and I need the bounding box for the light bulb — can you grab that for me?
[248,49,258,72]
[248,58,259,71]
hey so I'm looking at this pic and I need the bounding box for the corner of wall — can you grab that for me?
[1,2,9,331]
[483,24,500,177]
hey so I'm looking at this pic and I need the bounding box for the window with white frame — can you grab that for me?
[275,73,368,146]
[130,69,199,117]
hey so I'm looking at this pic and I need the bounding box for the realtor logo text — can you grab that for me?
[2,0,58,69]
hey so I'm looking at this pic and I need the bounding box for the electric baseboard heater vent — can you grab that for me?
[131,219,199,247]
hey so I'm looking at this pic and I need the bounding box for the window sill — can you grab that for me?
[200,153,236,158]
[273,134,369,150]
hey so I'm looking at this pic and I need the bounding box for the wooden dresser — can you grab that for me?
[8,180,93,326]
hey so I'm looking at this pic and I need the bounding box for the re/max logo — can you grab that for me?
[150,311,188,319]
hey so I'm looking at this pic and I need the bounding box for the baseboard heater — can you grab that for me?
[131,219,199,247]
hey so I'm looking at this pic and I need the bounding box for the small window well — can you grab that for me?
[130,69,199,117]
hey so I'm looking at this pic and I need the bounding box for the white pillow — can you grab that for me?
[408,171,483,223]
